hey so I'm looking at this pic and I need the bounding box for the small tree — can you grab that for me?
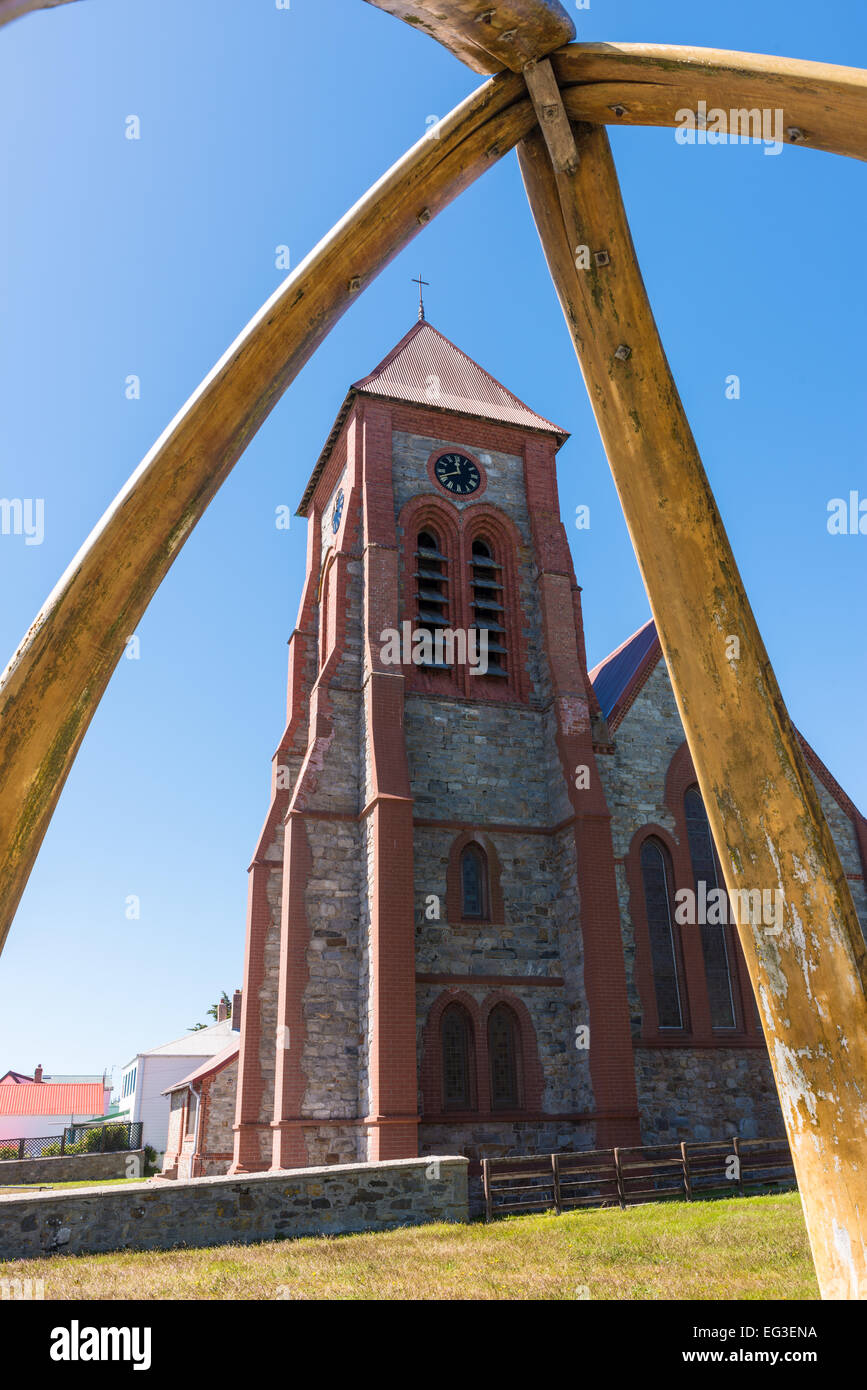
[188,991,233,1031]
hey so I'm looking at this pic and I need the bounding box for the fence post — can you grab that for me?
[732,1136,745,1196]
[551,1153,562,1215]
[60,1129,66,1157]
[613,1147,626,1210]
[18,1138,24,1160]
[681,1142,692,1201]
[100,1125,107,1153]
[482,1159,492,1223]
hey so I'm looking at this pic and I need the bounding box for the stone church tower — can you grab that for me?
[230,317,643,1174]
[227,318,867,1178]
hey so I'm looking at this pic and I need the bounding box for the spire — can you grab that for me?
[411,272,429,322]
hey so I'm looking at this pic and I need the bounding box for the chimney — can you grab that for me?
[232,990,242,1032]
[34,1064,43,1084]
[216,1000,228,1023]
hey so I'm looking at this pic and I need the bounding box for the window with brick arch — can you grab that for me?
[684,786,737,1030]
[640,838,684,1029]
[460,843,488,920]
[488,1003,520,1110]
[441,1004,474,1111]
[414,529,450,670]
[469,537,508,676]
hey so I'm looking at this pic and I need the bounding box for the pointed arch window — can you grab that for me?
[469,538,508,676]
[684,786,737,1030]
[488,1004,520,1110]
[460,844,488,920]
[640,838,684,1029]
[441,1004,475,1111]
[414,528,450,669]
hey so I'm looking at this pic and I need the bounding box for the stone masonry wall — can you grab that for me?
[0,1150,146,1187]
[198,1061,239,1176]
[0,1157,469,1260]
[635,1048,784,1144]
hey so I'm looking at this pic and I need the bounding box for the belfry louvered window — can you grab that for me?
[414,529,450,669]
[442,1004,474,1110]
[640,838,684,1029]
[469,538,508,676]
[684,786,737,1030]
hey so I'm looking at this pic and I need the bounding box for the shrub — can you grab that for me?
[0,1144,17,1162]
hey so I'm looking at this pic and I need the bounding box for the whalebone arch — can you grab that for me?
[1,0,866,1301]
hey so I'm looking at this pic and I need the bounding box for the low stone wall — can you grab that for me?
[0,1149,146,1187]
[0,1155,468,1260]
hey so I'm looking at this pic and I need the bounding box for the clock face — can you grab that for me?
[331,489,344,533]
[434,452,481,496]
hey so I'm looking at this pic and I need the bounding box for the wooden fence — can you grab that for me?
[482,1136,795,1221]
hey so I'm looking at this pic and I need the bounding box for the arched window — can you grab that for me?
[470,538,508,676]
[684,787,736,1030]
[460,844,488,919]
[441,1004,474,1110]
[640,838,684,1029]
[488,1004,520,1110]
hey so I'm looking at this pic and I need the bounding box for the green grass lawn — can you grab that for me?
[0,1192,817,1300]
[0,1176,154,1193]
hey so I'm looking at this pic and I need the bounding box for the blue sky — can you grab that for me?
[0,0,864,1082]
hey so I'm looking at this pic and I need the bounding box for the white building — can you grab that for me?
[114,995,241,1154]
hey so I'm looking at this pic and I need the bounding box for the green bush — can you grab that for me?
[61,1124,134,1156]
[0,1144,17,1162]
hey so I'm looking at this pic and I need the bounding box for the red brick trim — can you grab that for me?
[361,400,418,1163]
[416,973,564,987]
[270,814,314,1171]
[390,403,564,458]
[444,829,505,926]
[633,1038,767,1050]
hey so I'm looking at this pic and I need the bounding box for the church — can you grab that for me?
[162,316,867,1185]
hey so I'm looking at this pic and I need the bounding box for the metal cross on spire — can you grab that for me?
[412,273,429,322]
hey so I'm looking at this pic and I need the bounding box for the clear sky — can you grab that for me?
[0,0,864,1084]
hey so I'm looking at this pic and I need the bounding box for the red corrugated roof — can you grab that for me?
[0,1082,106,1117]
[352,321,568,439]
[298,320,569,515]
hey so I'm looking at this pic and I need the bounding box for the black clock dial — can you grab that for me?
[434,452,481,496]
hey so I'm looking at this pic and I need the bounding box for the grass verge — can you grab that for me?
[0,1191,816,1300]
